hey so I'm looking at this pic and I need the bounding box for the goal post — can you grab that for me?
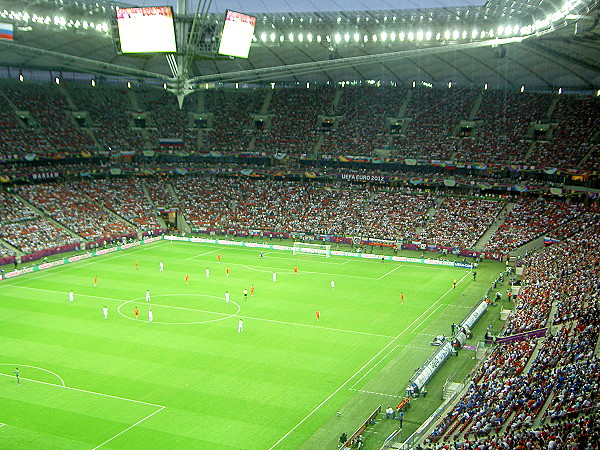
[292,241,331,258]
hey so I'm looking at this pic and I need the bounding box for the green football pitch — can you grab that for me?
[0,240,502,449]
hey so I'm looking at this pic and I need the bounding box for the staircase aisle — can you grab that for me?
[473,201,516,251]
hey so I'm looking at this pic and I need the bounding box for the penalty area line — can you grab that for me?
[377,265,403,280]
[185,248,221,261]
[0,373,163,408]
[92,406,165,450]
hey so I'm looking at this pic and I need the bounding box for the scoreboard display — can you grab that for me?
[116,6,177,54]
[218,10,256,59]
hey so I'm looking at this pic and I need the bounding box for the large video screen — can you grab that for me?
[116,6,177,54]
[218,10,256,58]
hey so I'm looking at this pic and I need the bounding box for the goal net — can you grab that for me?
[292,242,331,258]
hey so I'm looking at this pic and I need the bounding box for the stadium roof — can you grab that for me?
[0,0,599,90]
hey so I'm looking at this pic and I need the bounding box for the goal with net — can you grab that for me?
[292,242,331,258]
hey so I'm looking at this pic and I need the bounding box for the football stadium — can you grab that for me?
[0,0,599,448]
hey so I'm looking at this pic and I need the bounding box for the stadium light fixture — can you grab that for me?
[448,81,452,88]
[92,79,96,87]
[381,31,387,41]
[412,80,416,87]
[426,30,432,40]
[521,85,525,92]
[19,74,23,82]
[270,32,276,42]
[417,30,424,40]
[484,83,488,90]
[307,32,313,42]
[127,81,131,88]
[288,32,294,42]
[408,31,414,41]
[372,34,378,42]
[344,33,350,42]
[163,82,166,89]
[390,32,396,41]
[558,87,562,94]
[353,32,359,42]
[444,30,450,39]
[55,77,59,84]
[452,30,459,39]
[260,32,267,42]
[316,35,321,42]
[298,33,303,42]
[399,32,405,41]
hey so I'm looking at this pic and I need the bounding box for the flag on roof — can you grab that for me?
[0,23,13,41]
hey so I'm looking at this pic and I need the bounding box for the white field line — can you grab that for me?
[268,278,457,449]
[349,345,401,390]
[242,265,376,280]
[0,423,4,427]
[409,272,471,334]
[8,286,395,338]
[377,265,403,280]
[8,285,151,305]
[185,248,221,261]
[237,315,395,339]
[250,253,352,265]
[0,364,65,386]
[349,389,404,399]
[0,372,164,408]
[0,241,171,287]
[179,244,351,266]
[409,304,445,334]
[92,406,165,450]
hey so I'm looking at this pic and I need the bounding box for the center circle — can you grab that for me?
[117,293,240,325]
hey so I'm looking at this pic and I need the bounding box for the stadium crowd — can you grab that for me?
[254,87,334,154]
[16,182,136,241]
[0,83,596,171]
[484,198,584,254]
[390,87,476,161]
[171,176,436,240]
[203,89,264,152]
[82,178,159,230]
[0,191,78,254]
[417,196,505,249]
[424,213,600,449]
